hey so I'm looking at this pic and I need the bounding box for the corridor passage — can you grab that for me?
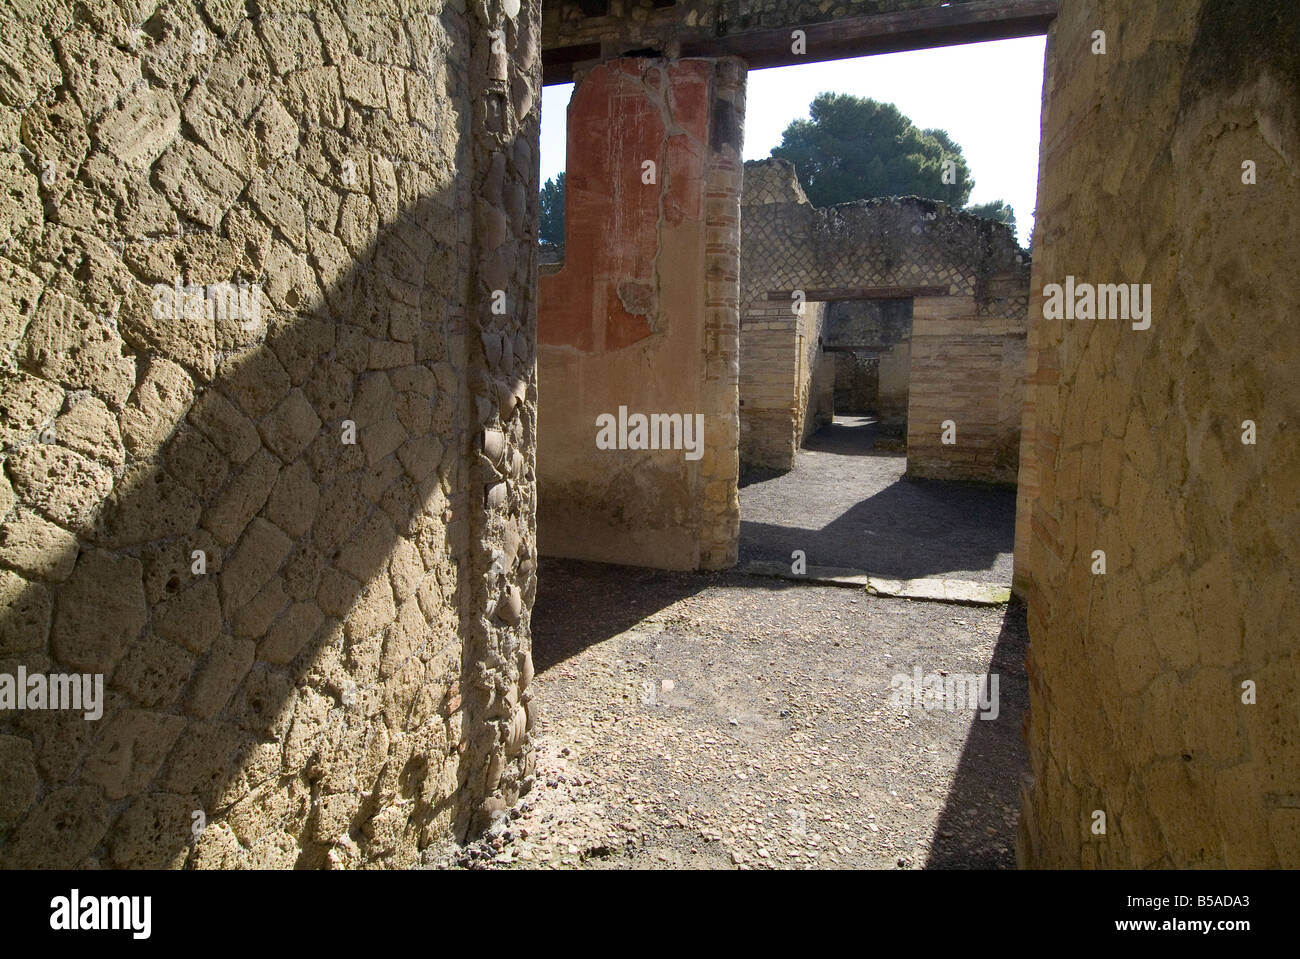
[435,421,1028,869]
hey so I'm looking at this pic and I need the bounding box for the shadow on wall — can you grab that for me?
[3,190,481,870]
[0,3,539,869]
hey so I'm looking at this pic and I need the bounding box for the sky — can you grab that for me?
[539,35,1047,247]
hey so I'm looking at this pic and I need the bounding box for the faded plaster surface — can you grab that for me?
[1016,0,1300,868]
[537,57,744,571]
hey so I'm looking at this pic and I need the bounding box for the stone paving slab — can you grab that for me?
[745,560,870,587]
[745,561,1010,605]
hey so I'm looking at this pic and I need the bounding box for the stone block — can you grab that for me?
[155,138,246,229]
[154,581,222,656]
[22,294,135,409]
[0,507,79,581]
[259,601,324,666]
[188,388,261,465]
[219,348,293,422]
[159,718,244,804]
[264,460,319,541]
[186,637,256,720]
[220,518,293,614]
[95,85,180,170]
[0,372,62,449]
[0,568,51,655]
[231,668,296,738]
[343,574,396,644]
[165,426,230,500]
[202,448,281,546]
[111,631,197,710]
[334,510,397,583]
[53,396,123,467]
[51,549,146,673]
[259,388,321,463]
[0,786,110,869]
[121,357,196,459]
[98,462,202,548]
[231,577,289,640]
[106,792,193,869]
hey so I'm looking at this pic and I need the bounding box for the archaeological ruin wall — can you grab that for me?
[536,56,745,571]
[0,0,540,869]
[11,0,1291,878]
[795,299,834,447]
[737,165,832,469]
[1015,0,1299,868]
[739,157,1031,479]
[826,298,912,443]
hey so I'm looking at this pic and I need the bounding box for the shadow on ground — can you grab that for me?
[497,557,1031,869]
[802,415,897,457]
[530,557,710,672]
[516,415,1029,869]
[740,418,1017,582]
[925,597,1030,868]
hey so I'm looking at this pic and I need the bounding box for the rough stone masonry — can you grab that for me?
[0,0,540,868]
[0,0,1296,873]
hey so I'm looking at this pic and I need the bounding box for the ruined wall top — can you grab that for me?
[741,157,809,206]
[740,158,1030,315]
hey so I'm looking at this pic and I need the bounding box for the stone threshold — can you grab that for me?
[743,561,1011,606]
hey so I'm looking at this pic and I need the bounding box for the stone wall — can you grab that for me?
[907,290,1026,483]
[833,351,871,414]
[537,57,745,571]
[826,297,911,436]
[738,304,801,470]
[796,300,833,446]
[1015,0,1300,867]
[825,297,912,350]
[0,0,541,869]
[739,157,1030,479]
[738,158,810,469]
[741,292,832,463]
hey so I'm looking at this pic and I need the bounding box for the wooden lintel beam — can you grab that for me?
[767,286,948,302]
[543,0,1057,85]
[683,0,1058,69]
[543,42,602,85]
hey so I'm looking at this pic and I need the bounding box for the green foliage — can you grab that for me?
[539,172,565,245]
[965,198,1017,234]
[771,93,974,208]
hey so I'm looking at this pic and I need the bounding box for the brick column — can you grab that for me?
[537,56,745,571]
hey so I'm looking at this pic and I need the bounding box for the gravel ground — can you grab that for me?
[431,565,1028,870]
[431,422,1028,870]
[740,416,1017,584]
